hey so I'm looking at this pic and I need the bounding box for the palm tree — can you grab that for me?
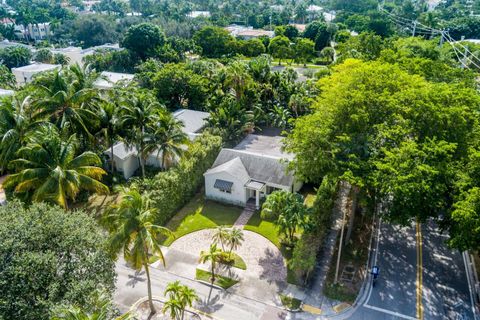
[146,111,188,170]
[199,244,223,284]
[223,61,254,102]
[102,187,172,318]
[97,100,120,173]
[227,228,244,256]
[32,64,102,140]
[163,281,198,320]
[0,96,44,171]
[212,225,229,251]
[4,126,109,209]
[118,90,162,178]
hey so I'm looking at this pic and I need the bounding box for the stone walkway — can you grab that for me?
[233,201,256,229]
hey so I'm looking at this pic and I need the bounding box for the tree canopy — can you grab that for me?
[0,201,115,320]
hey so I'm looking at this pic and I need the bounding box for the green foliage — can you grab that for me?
[121,23,166,60]
[151,63,209,110]
[261,190,309,245]
[448,187,480,251]
[163,281,198,320]
[56,15,119,48]
[337,32,385,62]
[4,126,109,209]
[34,48,54,63]
[194,26,236,58]
[195,268,239,289]
[294,38,315,66]
[269,36,292,64]
[0,46,32,69]
[0,201,115,320]
[286,58,480,246]
[138,134,222,226]
[0,64,15,88]
[83,49,137,73]
[239,38,266,57]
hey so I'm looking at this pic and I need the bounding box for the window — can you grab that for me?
[214,179,233,194]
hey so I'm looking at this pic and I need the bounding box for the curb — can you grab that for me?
[323,213,381,319]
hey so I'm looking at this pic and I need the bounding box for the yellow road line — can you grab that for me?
[416,221,424,320]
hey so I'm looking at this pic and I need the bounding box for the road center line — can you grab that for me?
[363,304,417,320]
[416,221,424,320]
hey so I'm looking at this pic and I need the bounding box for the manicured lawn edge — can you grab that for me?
[195,269,239,289]
[219,252,247,270]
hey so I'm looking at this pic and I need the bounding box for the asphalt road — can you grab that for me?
[349,219,476,320]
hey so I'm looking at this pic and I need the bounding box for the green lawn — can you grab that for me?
[195,269,239,289]
[162,194,243,246]
[244,211,300,285]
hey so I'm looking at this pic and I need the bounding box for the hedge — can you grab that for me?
[290,175,338,285]
[138,133,222,225]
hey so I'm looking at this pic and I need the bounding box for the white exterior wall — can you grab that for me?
[115,155,139,179]
[205,172,247,207]
[12,65,60,85]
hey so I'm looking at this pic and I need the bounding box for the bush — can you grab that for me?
[139,133,222,225]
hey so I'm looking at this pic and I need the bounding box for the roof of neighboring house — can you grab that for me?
[0,89,14,96]
[236,29,274,38]
[94,71,134,89]
[173,109,210,135]
[187,11,211,18]
[290,24,307,32]
[233,134,293,160]
[205,134,295,187]
[105,142,137,160]
[12,63,60,73]
[51,46,82,54]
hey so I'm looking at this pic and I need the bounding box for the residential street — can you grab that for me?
[348,220,477,320]
[114,220,478,320]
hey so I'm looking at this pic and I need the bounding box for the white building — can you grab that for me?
[204,134,302,209]
[12,63,61,86]
[105,109,210,179]
[50,47,84,66]
[93,71,135,89]
[0,89,14,97]
[226,25,275,39]
[187,11,211,18]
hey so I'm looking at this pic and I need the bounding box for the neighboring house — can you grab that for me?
[93,71,135,89]
[187,11,211,18]
[0,40,33,51]
[204,134,302,209]
[226,25,275,39]
[50,47,84,66]
[0,89,14,97]
[105,109,210,179]
[12,63,61,86]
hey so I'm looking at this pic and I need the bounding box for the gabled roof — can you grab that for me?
[208,149,294,187]
[104,142,137,160]
[205,157,250,184]
[173,109,210,135]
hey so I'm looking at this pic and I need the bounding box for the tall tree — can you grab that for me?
[162,281,198,320]
[0,201,115,320]
[199,244,223,284]
[102,187,172,318]
[121,23,166,60]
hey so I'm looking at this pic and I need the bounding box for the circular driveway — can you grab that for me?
[168,229,287,282]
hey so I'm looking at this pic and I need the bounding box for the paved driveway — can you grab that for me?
[159,229,288,304]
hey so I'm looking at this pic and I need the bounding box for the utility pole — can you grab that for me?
[334,184,348,284]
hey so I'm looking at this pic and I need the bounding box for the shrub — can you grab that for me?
[138,133,222,225]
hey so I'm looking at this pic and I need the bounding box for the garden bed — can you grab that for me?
[279,294,302,311]
[195,269,239,290]
[219,252,247,270]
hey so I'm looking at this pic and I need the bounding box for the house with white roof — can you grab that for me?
[0,89,14,97]
[50,47,84,66]
[204,134,302,209]
[93,71,135,89]
[105,109,210,179]
[12,63,61,86]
